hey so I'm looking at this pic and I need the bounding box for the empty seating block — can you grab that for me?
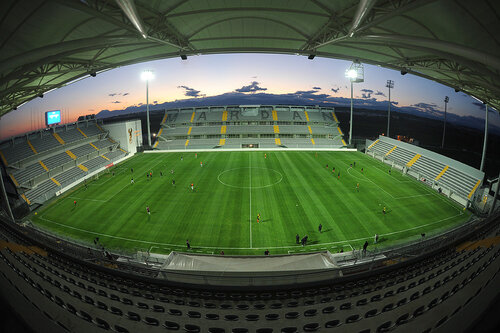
[42,152,73,170]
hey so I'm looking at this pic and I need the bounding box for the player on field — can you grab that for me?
[186,239,190,249]
[191,183,194,191]
[130,178,134,184]
[181,156,183,161]
[195,153,197,159]
[200,161,203,167]
[257,213,261,223]
[264,153,267,159]
[332,167,335,174]
[160,171,163,177]
[374,234,379,244]
[361,167,364,173]
[131,168,133,173]
[354,161,356,167]
[74,200,77,207]
[296,234,300,244]
[318,224,322,233]
[383,206,386,215]
[146,206,150,215]
[146,173,149,180]
[326,164,328,169]
[337,172,340,180]
[172,179,175,186]
[356,183,359,192]
[171,169,174,174]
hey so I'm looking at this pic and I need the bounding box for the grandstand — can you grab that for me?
[0,120,128,206]
[154,105,346,150]
[366,136,484,206]
[1,0,500,332]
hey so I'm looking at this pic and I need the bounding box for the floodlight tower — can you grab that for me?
[141,70,154,147]
[345,61,364,146]
[441,96,449,148]
[386,80,394,137]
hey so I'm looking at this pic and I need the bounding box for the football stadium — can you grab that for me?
[1,1,500,333]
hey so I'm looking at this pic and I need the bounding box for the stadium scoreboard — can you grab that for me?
[45,110,61,126]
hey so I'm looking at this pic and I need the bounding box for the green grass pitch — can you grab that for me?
[31,151,470,256]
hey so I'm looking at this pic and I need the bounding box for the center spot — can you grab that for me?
[217,167,283,189]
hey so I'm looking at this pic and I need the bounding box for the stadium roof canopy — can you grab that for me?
[1,0,499,117]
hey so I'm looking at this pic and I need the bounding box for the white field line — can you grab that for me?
[38,212,463,251]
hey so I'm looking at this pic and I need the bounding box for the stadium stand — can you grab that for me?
[366,136,484,205]
[0,120,127,206]
[154,105,345,150]
[0,209,498,333]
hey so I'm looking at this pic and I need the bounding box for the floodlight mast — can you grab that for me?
[345,62,364,146]
[386,80,394,138]
[141,70,154,147]
[480,103,488,172]
[441,96,449,148]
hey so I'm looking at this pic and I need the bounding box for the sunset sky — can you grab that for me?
[0,53,498,140]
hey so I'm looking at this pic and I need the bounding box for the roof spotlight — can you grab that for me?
[180,54,187,60]
[308,54,316,60]
[454,88,460,92]
[38,93,44,98]
[400,69,408,75]
[90,72,96,77]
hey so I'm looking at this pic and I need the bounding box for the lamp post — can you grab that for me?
[345,62,364,146]
[441,96,449,148]
[141,70,154,147]
[386,80,394,138]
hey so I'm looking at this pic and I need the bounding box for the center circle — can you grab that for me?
[217,167,283,189]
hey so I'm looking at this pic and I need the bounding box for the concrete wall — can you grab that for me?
[103,120,142,154]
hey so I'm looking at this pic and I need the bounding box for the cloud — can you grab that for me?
[122,92,129,96]
[109,93,117,96]
[251,76,257,78]
[108,92,128,97]
[235,81,267,93]
[111,101,121,103]
[374,90,386,97]
[88,109,94,111]
[178,85,204,98]
[331,87,340,93]
[472,101,485,110]
[153,101,158,104]
[138,103,143,106]
[313,87,321,90]
[361,89,374,99]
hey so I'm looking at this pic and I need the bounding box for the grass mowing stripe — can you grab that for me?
[31,151,471,255]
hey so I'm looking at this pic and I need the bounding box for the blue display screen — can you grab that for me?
[46,110,61,126]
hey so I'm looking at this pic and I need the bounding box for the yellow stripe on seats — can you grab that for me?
[190,111,195,122]
[39,161,49,171]
[53,133,65,145]
[51,177,61,186]
[9,174,19,187]
[435,165,449,180]
[153,141,159,148]
[222,110,228,121]
[219,138,226,146]
[66,150,76,160]
[89,143,98,150]
[185,139,190,146]
[273,125,279,133]
[101,155,110,161]
[78,164,88,172]
[0,150,8,166]
[119,148,127,153]
[368,139,379,149]
[187,127,192,135]
[157,128,163,137]
[307,126,312,134]
[221,125,227,134]
[385,145,397,156]
[161,114,168,124]
[108,138,116,143]
[337,127,343,135]
[96,124,104,132]
[332,112,339,122]
[275,138,281,145]
[406,154,421,167]
[304,111,310,122]
[272,110,278,121]
[468,180,481,199]
[342,139,347,146]
[27,140,37,154]
[21,194,30,205]
[77,128,88,138]
[311,138,315,145]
